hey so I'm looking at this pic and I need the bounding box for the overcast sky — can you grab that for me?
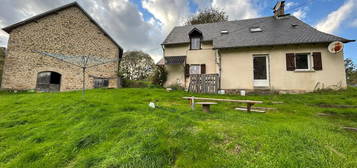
[0,0,356,62]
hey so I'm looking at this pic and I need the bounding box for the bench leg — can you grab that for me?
[247,103,254,112]
[202,104,210,113]
[191,98,195,110]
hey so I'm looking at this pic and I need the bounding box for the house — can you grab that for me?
[161,1,354,93]
[1,2,123,92]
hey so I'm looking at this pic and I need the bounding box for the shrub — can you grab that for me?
[167,84,185,91]
[151,66,167,87]
[122,80,152,88]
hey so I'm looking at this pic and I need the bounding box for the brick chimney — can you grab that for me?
[273,1,285,17]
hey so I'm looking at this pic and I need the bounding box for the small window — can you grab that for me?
[94,78,109,88]
[189,28,203,50]
[250,27,263,32]
[190,37,201,50]
[189,65,201,74]
[295,53,310,70]
[221,30,229,34]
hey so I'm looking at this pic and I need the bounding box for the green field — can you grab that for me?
[0,88,357,168]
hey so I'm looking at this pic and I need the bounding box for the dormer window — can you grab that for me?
[189,28,203,50]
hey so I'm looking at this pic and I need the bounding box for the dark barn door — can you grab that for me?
[36,71,61,92]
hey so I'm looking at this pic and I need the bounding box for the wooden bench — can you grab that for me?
[195,102,217,112]
[183,97,263,112]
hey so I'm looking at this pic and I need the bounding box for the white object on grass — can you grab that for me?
[218,90,225,94]
[149,102,156,108]
[240,90,246,96]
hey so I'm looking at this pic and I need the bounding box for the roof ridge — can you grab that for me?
[173,16,275,28]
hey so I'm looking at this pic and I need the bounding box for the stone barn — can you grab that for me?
[1,2,123,92]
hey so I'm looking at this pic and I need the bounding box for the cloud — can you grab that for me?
[292,8,308,20]
[315,0,355,33]
[212,0,259,20]
[0,30,9,47]
[285,2,298,10]
[350,18,357,27]
[0,20,9,47]
[142,0,191,33]
[193,0,213,10]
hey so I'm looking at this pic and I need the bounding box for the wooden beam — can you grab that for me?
[183,97,263,104]
[342,127,357,132]
[235,108,265,113]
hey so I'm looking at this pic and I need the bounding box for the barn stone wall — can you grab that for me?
[1,6,120,91]
[0,47,5,87]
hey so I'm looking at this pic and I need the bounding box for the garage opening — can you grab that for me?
[36,71,61,92]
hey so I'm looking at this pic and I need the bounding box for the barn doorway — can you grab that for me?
[36,71,61,92]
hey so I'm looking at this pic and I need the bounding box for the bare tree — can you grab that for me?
[119,51,155,80]
[185,8,228,25]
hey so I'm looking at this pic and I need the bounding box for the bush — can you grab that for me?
[167,84,185,91]
[151,66,167,87]
[122,80,154,88]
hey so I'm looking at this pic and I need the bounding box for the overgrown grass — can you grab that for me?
[0,88,357,167]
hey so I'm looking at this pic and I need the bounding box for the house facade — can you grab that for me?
[161,1,354,93]
[1,2,123,92]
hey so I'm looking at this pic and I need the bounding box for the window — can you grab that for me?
[295,53,310,70]
[189,65,201,74]
[94,78,109,88]
[286,52,322,71]
[190,37,201,50]
[189,28,203,50]
[250,27,263,32]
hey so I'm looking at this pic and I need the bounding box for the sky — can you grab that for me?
[0,0,356,63]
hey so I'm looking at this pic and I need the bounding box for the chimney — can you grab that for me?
[273,1,285,17]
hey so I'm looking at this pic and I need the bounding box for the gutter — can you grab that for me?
[213,40,356,50]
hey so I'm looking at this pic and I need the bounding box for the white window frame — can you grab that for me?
[189,64,201,75]
[190,37,201,50]
[294,53,313,71]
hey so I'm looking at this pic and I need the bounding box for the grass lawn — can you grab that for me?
[0,88,357,168]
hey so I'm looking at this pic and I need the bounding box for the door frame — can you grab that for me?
[252,54,270,88]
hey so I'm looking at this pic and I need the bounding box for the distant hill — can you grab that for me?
[0,47,5,87]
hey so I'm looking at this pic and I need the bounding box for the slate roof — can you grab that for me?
[2,2,123,51]
[165,56,186,64]
[162,15,354,49]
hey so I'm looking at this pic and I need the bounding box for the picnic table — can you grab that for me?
[183,97,263,112]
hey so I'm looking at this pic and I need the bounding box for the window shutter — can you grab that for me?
[185,64,190,77]
[286,53,295,71]
[201,64,206,74]
[312,52,322,71]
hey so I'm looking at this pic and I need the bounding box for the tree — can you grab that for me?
[345,58,357,85]
[119,51,155,81]
[185,8,228,25]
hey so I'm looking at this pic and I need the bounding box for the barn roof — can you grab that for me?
[162,15,354,49]
[2,2,123,51]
